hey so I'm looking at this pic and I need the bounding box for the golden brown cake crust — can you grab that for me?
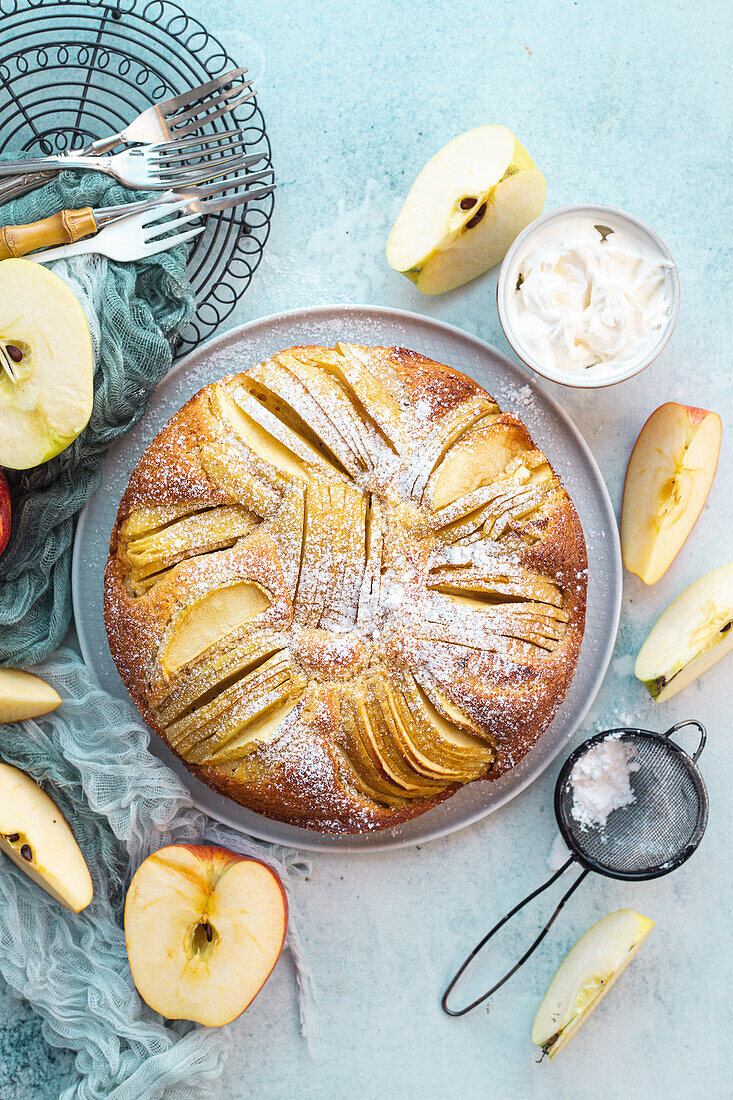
[104,344,587,833]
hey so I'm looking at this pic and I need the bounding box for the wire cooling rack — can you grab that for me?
[0,0,274,355]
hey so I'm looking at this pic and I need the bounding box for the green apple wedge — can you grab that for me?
[0,762,93,912]
[0,258,93,469]
[0,667,62,723]
[532,909,654,1060]
[635,562,733,702]
[386,126,545,294]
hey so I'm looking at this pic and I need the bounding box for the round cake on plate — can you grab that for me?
[104,343,587,833]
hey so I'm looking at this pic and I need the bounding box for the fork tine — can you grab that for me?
[187,165,272,193]
[159,68,248,118]
[178,166,274,199]
[169,90,255,135]
[151,128,243,156]
[138,199,190,224]
[152,134,250,168]
[195,183,276,215]
[142,226,205,256]
[153,151,265,184]
[169,80,253,128]
[143,211,201,241]
[159,167,265,193]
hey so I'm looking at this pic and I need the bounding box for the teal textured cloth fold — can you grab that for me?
[0,650,310,1099]
[0,165,196,664]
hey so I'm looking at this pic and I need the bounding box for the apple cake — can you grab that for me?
[104,343,587,833]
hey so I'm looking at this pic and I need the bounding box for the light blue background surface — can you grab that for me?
[2,0,732,1096]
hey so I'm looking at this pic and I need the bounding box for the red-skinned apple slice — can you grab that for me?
[124,844,288,1026]
[621,403,722,584]
[0,469,9,556]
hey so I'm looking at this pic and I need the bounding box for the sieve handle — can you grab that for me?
[663,719,707,762]
[442,858,590,1017]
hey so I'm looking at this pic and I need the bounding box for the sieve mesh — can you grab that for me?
[556,731,707,879]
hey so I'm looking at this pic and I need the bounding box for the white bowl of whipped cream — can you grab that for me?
[497,204,679,388]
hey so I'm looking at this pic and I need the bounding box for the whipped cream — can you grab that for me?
[512,219,673,372]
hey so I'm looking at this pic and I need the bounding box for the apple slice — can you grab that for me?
[621,403,722,585]
[124,844,288,1025]
[0,762,93,912]
[0,258,94,470]
[0,469,9,556]
[0,667,62,723]
[387,126,545,294]
[532,909,654,1060]
[635,562,733,701]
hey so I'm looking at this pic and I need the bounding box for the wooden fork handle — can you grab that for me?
[0,207,98,260]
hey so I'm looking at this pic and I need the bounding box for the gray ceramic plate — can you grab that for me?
[73,305,622,852]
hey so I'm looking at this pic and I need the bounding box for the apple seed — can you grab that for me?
[465,202,487,229]
[4,345,22,363]
[20,844,32,861]
[5,833,20,843]
[459,196,478,210]
[721,622,731,633]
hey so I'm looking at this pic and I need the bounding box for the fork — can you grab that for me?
[0,131,262,192]
[0,67,255,204]
[0,169,275,260]
[25,202,207,265]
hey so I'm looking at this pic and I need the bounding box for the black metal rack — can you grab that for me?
[0,0,274,355]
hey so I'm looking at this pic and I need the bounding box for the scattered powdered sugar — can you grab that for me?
[514,385,535,408]
[414,397,433,421]
[444,544,473,566]
[569,735,640,830]
[546,833,572,872]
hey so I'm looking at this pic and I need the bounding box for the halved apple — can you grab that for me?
[0,259,94,469]
[532,909,654,1060]
[621,403,722,585]
[124,844,288,1026]
[0,762,93,912]
[0,469,9,556]
[635,562,733,701]
[0,667,61,723]
[387,126,546,294]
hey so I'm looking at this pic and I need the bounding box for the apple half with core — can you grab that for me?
[0,667,62,723]
[621,402,722,585]
[0,469,9,556]
[635,562,733,701]
[0,259,94,470]
[386,125,546,294]
[0,762,93,912]
[532,909,654,1060]
[124,844,288,1026]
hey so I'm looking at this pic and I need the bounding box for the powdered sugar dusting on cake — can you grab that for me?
[104,344,587,833]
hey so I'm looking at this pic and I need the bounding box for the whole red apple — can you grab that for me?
[0,469,10,557]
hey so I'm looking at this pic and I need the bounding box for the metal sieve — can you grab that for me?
[442,719,709,1016]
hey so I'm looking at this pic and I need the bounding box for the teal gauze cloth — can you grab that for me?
[0,164,196,664]
[0,171,311,1096]
[0,651,310,1100]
